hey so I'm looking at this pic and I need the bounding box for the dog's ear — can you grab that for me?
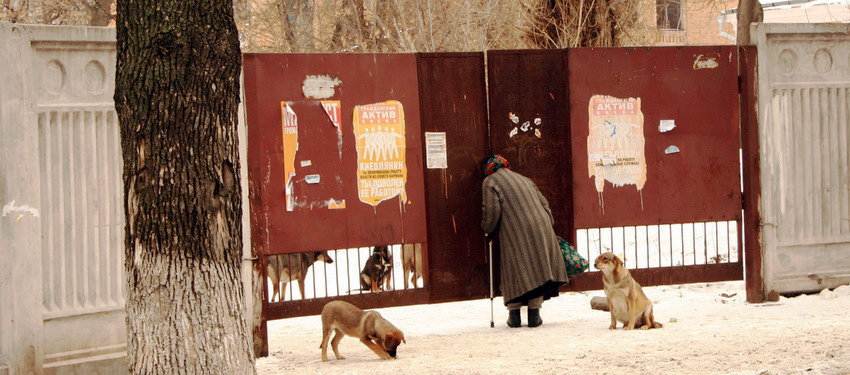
[613,256,623,267]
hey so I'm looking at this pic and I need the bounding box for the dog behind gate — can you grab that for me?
[267,251,334,301]
[359,246,393,292]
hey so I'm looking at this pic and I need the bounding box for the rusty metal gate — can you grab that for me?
[243,47,756,356]
[566,46,747,289]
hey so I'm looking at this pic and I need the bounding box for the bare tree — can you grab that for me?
[1,0,114,25]
[523,0,656,48]
[114,0,255,372]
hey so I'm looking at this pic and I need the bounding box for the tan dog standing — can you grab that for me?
[401,243,424,289]
[594,252,662,330]
[267,251,333,301]
[320,300,406,361]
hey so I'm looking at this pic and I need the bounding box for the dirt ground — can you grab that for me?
[257,281,850,375]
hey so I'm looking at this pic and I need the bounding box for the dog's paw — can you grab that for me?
[640,325,650,330]
[608,325,617,330]
[336,355,346,360]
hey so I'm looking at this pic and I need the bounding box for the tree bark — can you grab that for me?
[114,0,255,373]
[736,0,763,45]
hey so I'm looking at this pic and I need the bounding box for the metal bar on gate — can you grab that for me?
[621,227,626,267]
[631,227,635,268]
[702,222,708,264]
[681,224,685,266]
[667,224,673,267]
[346,249,351,295]
[357,248,363,294]
[726,221,732,262]
[335,249,340,295]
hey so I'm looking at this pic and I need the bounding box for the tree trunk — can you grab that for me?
[736,0,763,45]
[114,0,255,373]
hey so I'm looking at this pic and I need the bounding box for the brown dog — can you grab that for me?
[401,243,423,289]
[268,251,334,301]
[320,300,406,361]
[594,252,662,330]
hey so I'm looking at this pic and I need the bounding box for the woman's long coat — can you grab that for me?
[481,168,568,304]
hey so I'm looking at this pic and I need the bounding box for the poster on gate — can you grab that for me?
[587,95,647,212]
[281,102,298,211]
[321,100,342,134]
[352,100,408,207]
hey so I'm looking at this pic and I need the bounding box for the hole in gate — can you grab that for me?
[267,243,426,302]
[575,220,739,269]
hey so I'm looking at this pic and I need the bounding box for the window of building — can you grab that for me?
[657,0,684,30]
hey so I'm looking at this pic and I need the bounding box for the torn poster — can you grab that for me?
[587,95,647,212]
[281,102,299,211]
[353,100,408,206]
[321,100,342,134]
[327,199,346,209]
[302,75,341,99]
[425,132,448,169]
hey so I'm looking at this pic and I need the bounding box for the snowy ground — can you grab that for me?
[257,281,850,375]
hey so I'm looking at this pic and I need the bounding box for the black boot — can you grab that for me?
[527,308,542,327]
[506,309,521,328]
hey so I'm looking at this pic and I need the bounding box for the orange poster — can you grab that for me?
[587,95,647,211]
[281,102,298,211]
[352,100,407,207]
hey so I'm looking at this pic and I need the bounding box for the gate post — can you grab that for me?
[739,45,766,303]
[0,22,46,374]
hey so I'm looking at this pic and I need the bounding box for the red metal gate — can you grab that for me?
[565,46,744,290]
[243,47,754,356]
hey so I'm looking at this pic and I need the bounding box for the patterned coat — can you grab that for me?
[481,168,568,304]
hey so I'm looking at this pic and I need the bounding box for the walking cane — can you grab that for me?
[488,236,494,328]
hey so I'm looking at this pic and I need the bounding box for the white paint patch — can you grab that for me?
[508,128,518,138]
[2,200,40,221]
[693,54,719,70]
[133,238,143,268]
[300,160,312,167]
[305,174,321,184]
[659,119,676,133]
[302,75,342,99]
[665,145,681,154]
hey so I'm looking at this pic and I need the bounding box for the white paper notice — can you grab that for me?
[425,132,448,169]
[659,119,676,133]
[305,174,321,184]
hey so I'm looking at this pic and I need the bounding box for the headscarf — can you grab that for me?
[484,154,510,175]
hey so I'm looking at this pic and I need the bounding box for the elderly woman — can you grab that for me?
[481,154,567,328]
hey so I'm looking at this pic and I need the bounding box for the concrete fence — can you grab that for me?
[0,23,126,374]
